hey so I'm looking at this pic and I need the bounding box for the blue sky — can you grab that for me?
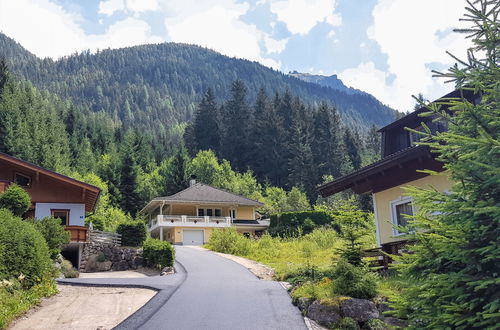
[0,0,471,111]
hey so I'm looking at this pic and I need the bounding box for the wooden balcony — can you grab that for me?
[64,225,88,243]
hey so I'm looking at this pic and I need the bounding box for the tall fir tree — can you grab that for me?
[343,128,362,171]
[119,132,142,215]
[194,88,220,152]
[390,2,500,328]
[161,147,189,196]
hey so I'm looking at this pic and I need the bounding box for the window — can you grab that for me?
[14,172,31,188]
[409,126,425,146]
[51,209,70,226]
[390,198,414,236]
[231,209,237,219]
[197,208,205,216]
[206,208,213,216]
[214,209,222,217]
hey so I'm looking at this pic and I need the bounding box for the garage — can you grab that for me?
[182,229,204,245]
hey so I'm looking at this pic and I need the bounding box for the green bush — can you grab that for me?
[0,184,31,216]
[331,259,377,300]
[117,221,147,247]
[206,227,250,255]
[0,209,53,288]
[143,238,175,269]
[27,217,70,259]
[0,276,57,329]
[363,318,386,330]
[331,317,360,330]
[269,211,338,236]
[60,259,79,278]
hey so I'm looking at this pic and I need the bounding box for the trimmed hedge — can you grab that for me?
[269,211,338,236]
[117,221,146,247]
[0,184,31,216]
[143,238,175,269]
[0,209,53,288]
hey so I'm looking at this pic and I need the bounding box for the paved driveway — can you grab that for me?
[60,246,306,330]
[141,246,306,330]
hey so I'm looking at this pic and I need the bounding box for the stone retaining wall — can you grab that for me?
[80,242,143,272]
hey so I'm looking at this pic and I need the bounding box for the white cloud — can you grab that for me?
[270,0,341,35]
[98,0,124,16]
[126,0,158,13]
[164,0,281,69]
[264,35,288,54]
[0,0,162,59]
[340,0,470,111]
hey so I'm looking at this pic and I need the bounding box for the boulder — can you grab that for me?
[384,317,407,328]
[84,255,112,272]
[307,300,341,326]
[160,266,175,276]
[340,298,379,322]
[102,247,113,258]
[296,297,313,312]
[112,260,130,271]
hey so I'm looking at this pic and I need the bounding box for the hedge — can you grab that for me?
[0,209,53,288]
[116,221,146,247]
[143,238,175,269]
[0,184,31,216]
[269,211,338,236]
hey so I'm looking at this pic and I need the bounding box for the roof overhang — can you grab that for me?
[318,146,445,197]
[139,199,262,215]
[0,153,101,212]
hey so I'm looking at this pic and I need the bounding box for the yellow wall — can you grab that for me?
[236,206,255,220]
[374,174,453,245]
[170,204,197,216]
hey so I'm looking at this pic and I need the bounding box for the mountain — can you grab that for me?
[288,71,361,95]
[0,33,395,134]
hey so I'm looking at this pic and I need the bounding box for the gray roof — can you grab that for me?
[153,183,263,206]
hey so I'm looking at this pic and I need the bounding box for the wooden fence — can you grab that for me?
[88,230,122,246]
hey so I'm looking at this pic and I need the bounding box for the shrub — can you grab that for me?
[206,227,250,255]
[331,259,377,300]
[60,259,79,278]
[28,217,70,259]
[0,209,53,288]
[269,211,337,236]
[0,184,31,216]
[0,276,57,329]
[117,221,147,247]
[331,317,360,330]
[363,318,386,330]
[143,238,175,269]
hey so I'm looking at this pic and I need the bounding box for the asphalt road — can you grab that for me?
[140,246,307,330]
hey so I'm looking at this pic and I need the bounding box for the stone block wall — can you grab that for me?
[79,242,143,272]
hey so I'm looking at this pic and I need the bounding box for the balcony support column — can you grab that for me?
[159,227,163,241]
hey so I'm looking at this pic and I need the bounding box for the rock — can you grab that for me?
[84,255,112,272]
[340,298,379,322]
[103,247,112,258]
[296,297,313,312]
[160,266,175,276]
[306,300,341,326]
[112,260,129,271]
[384,317,407,328]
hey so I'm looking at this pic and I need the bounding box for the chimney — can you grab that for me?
[189,175,197,187]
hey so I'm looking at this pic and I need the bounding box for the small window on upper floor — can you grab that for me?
[409,126,425,146]
[231,209,237,219]
[206,208,213,216]
[214,209,222,217]
[198,208,205,216]
[14,172,32,188]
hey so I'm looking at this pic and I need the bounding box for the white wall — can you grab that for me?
[34,203,85,226]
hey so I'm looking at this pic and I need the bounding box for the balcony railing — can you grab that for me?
[148,215,231,230]
[64,225,88,243]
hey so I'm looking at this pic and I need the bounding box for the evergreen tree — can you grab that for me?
[161,148,189,196]
[220,80,251,171]
[194,88,220,152]
[119,133,142,215]
[391,2,500,328]
[343,128,362,170]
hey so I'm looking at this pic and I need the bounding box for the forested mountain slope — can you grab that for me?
[0,33,395,135]
[289,71,362,95]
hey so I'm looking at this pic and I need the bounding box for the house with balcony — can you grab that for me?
[141,181,269,245]
[0,152,101,265]
[318,90,477,267]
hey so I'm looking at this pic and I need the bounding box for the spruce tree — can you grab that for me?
[343,128,362,170]
[194,88,220,152]
[161,148,189,195]
[391,2,500,328]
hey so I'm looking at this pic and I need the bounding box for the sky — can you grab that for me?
[0,0,472,112]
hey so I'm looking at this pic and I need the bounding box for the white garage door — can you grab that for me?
[183,230,204,245]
